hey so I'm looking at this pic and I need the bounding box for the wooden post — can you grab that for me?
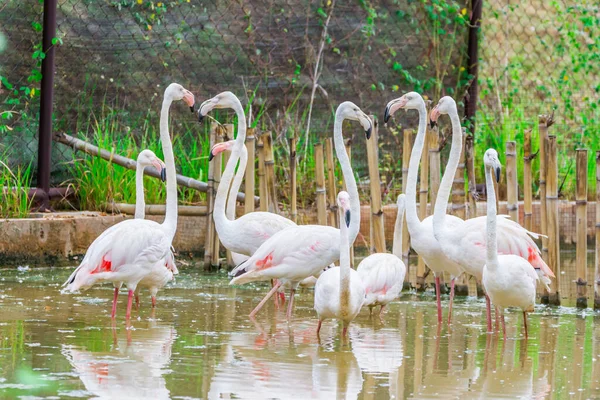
[222,124,234,267]
[344,138,354,267]
[506,141,519,223]
[366,117,386,254]
[211,125,227,268]
[595,151,600,309]
[545,135,561,305]
[402,130,412,275]
[465,134,477,219]
[256,133,268,212]
[523,129,533,231]
[315,143,327,225]
[539,114,553,262]
[289,137,297,223]
[325,138,338,227]
[262,132,278,214]
[204,122,218,268]
[244,128,256,215]
[416,125,430,290]
[429,125,441,212]
[575,149,588,308]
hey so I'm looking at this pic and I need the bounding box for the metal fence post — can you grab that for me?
[464,0,482,131]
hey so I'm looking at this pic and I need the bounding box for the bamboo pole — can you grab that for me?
[416,124,430,290]
[465,133,477,219]
[402,130,412,277]
[344,138,354,267]
[575,149,588,308]
[506,141,519,223]
[211,125,225,268]
[204,123,218,267]
[545,135,561,305]
[262,131,278,214]
[222,124,234,267]
[595,151,600,309]
[366,117,386,254]
[429,125,441,212]
[325,138,338,227]
[539,114,553,262]
[256,133,268,212]
[289,137,297,223]
[108,203,208,216]
[244,128,257,214]
[523,129,533,231]
[315,142,327,225]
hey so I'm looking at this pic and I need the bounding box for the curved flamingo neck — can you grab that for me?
[392,201,405,259]
[226,145,248,220]
[134,164,146,219]
[485,166,499,268]
[214,98,247,235]
[159,96,177,238]
[405,101,427,234]
[339,209,351,318]
[333,111,359,244]
[432,108,462,236]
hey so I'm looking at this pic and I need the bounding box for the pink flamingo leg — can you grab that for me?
[316,319,322,336]
[447,278,455,325]
[523,311,528,339]
[249,280,283,318]
[111,287,119,319]
[151,296,157,308]
[485,294,493,333]
[125,289,134,320]
[435,276,442,324]
[286,288,296,320]
[495,306,500,333]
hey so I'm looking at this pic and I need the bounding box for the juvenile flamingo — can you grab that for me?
[481,149,538,339]
[429,96,554,332]
[384,92,464,324]
[229,101,372,319]
[62,83,194,320]
[314,191,366,337]
[356,194,407,318]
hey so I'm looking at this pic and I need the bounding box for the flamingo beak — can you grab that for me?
[183,90,195,111]
[344,209,351,227]
[495,166,501,183]
[365,125,372,140]
[152,160,167,182]
[384,97,407,123]
[430,106,440,123]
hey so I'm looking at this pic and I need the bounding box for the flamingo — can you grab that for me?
[481,149,538,339]
[383,92,465,325]
[356,194,407,318]
[314,191,366,337]
[62,83,195,320]
[429,96,554,332]
[229,101,372,319]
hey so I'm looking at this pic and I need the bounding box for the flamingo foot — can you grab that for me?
[151,296,157,308]
[249,280,283,318]
[485,294,493,333]
[447,278,455,325]
[286,288,296,320]
[125,289,134,320]
[111,287,119,319]
[435,276,442,324]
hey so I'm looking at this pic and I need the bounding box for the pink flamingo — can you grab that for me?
[62,83,194,320]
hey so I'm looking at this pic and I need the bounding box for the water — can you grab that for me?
[1,267,599,399]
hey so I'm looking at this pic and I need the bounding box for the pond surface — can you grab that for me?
[0,267,599,399]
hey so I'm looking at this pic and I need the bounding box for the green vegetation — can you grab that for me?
[0,154,33,218]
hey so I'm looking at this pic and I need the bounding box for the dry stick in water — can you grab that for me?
[575,149,588,309]
[506,141,519,223]
[595,151,600,310]
[257,133,268,212]
[325,138,338,227]
[314,142,327,226]
[545,134,561,305]
[263,131,278,214]
[244,128,257,215]
[523,129,534,231]
[366,117,386,254]
[289,137,297,223]
[465,133,478,219]
[416,121,430,291]
[402,129,412,282]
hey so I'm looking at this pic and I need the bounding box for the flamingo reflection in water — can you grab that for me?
[62,322,176,400]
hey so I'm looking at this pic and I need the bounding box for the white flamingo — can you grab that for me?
[356,194,407,318]
[429,96,554,332]
[314,191,366,337]
[62,83,194,320]
[481,149,537,339]
[384,92,464,324]
[133,150,178,309]
[229,101,372,319]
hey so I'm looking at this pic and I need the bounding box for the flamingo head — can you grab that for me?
[337,101,372,139]
[164,83,195,112]
[137,149,167,182]
[209,139,235,162]
[384,92,424,123]
[483,148,502,182]
[198,91,239,123]
[430,96,457,123]
[336,190,351,228]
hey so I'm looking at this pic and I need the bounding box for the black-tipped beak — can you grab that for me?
[365,126,372,140]
[344,210,351,227]
[495,167,501,183]
[208,150,215,162]
[198,112,204,123]
[190,106,195,113]
[384,106,391,124]
[160,167,167,182]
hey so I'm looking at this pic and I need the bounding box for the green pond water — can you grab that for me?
[0,266,599,399]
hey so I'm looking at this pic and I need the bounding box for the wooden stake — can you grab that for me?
[416,124,430,290]
[289,137,297,223]
[204,122,218,268]
[402,130,412,276]
[523,129,533,231]
[366,117,386,253]
[539,114,553,262]
[262,131,278,214]
[325,138,338,227]
[465,133,477,218]
[244,128,256,214]
[575,149,588,308]
[595,151,600,309]
[315,142,327,225]
[545,135,561,305]
[256,133,268,212]
[506,141,519,223]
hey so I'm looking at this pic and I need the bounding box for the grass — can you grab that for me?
[0,157,33,219]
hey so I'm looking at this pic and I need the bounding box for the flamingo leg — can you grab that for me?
[495,306,500,333]
[485,294,493,333]
[151,296,157,308]
[111,287,119,319]
[523,311,528,339]
[501,313,506,340]
[249,280,283,318]
[316,319,322,336]
[378,305,385,323]
[125,289,134,320]
[448,278,455,325]
[435,276,442,324]
[286,288,296,320]
[271,279,278,306]
[279,291,285,305]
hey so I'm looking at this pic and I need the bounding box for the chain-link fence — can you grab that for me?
[1,0,598,202]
